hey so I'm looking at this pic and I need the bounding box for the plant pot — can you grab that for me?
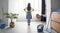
[10,22,15,28]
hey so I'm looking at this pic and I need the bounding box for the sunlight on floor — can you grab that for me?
[0,22,46,33]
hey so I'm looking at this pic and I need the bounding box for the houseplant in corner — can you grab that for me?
[5,13,18,28]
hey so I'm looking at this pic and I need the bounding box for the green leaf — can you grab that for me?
[5,13,18,19]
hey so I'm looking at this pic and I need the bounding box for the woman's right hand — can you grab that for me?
[24,8,27,11]
[32,9,34,11]
[24,9,25,11]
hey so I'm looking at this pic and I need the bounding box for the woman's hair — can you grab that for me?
[27,3,31,11]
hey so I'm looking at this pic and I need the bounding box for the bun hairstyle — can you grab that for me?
[27,3,31,11]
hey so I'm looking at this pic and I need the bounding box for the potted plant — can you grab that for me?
[5,13,18,28]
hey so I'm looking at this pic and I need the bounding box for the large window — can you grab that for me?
[18,0,42,15]
[18,0,42,18]
[9,0,42,21]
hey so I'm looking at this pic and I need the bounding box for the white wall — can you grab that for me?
[0,0,2,19]
[51,0,60,12]
[0,0,8,25]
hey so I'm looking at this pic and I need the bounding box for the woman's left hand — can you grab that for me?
[31,8,34,12]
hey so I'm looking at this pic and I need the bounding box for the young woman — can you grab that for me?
[24,3,34,26]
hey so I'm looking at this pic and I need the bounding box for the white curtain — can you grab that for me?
[8,0,42,21]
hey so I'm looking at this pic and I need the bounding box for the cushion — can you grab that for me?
[0,24,7,29]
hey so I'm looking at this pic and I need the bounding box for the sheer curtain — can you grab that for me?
[18,0,42,21]
[9,0,42,22]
